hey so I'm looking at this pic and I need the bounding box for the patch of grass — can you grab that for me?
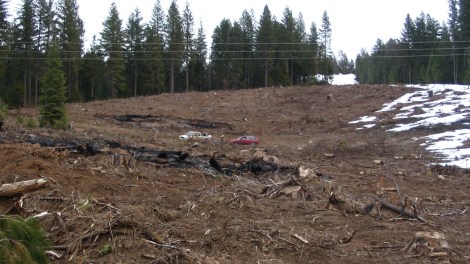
[76,198,92,213]
[26,117,38,129]
[98,244,113,256]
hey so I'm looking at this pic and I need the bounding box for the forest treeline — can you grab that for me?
[0,0,355,107]
[356,0,470,85]
[0,0,467,108]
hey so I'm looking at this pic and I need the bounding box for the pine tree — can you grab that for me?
[100,2,127,98]
[318,11,333,83]
[0,215,49,264]
[211,18,232,89]
[256,5,275,87]
[142,24,165,95]
[280,7,296,85]
[189,22,207,91]
[166,0,184,93]
[239,9,256,88]
[39,42,68,128]
[0,0,10,100]
[56,0,84,102]
[12,0,38,107]
[182,1,194,92]
[80,36,106,100]
[308,21,320,83]
[125,8,145,97]
[448,0,460,83]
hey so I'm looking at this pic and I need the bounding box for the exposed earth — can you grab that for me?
[0,84,469,263]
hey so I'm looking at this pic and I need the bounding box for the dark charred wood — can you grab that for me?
[210,152,224,173]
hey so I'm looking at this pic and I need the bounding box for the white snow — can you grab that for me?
[331,74,358,85]
[350,83,470,168]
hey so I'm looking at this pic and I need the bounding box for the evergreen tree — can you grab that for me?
[12,0,38,107]
[239,9,256,88]
[0,0,10,101]
[100,2,127,98]
[307,21,320,83]
[401,14,415,83]
[79,36,105,100]
[448,0,459,83]
[189,22,207,91]
[56,0,84,102]
[124,8,145,97]
[294,13,312,85]
[166,0,184,93]
[34,0,56,107]
[279,7,296,86]
[318,11,333,83]
[459,0,470,83]
[36,0,56,51]
[182,1,194,92]
[142,0,166,95]
[0,215,49,264]
[211,18,232,89]
[39,42,68,128]
[256,5,275,87]
[142,24,165,95]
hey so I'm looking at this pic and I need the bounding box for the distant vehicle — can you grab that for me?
[230,135,259,145]
[179,131,212,141]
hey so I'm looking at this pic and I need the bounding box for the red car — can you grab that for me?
[230,135,259,145]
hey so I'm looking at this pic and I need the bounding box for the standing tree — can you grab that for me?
[56,0,84,102]
[211,18,232,89]
[256,5,275,87]
[141,0,166,95]
[80,36,106,100]
[100,2,127,98]
[189,22,207,91]
[166,0,184,93]
[448,0,460,83]
[125,8,145,97]
[307,21,320,83]
[182,1,194,92]
[318,11,333,83]
[239,9,256,89]
[35,0,56,107]
[39,42,68,128]
[0,0,10,100]
[12,0,38,107]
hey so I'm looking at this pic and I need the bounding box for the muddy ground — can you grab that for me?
[0,84,469,264]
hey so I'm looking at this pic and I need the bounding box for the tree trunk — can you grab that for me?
[171,58,175,94]
[0,179,49,198]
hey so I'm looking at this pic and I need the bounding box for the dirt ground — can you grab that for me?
[0,84,469,264]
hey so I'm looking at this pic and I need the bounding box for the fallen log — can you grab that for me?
[378,199,424,221]
[0,179,49,198]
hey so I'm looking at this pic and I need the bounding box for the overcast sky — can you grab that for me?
[8,0,450,59]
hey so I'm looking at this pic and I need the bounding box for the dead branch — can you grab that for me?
[67,214,123,255]
[0,179,49,198]
[339,230,357,244]
[145,239,190,252]
[378,199,425,222]
[291,233,309,244]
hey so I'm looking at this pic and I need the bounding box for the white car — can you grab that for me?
[179,131,212,141]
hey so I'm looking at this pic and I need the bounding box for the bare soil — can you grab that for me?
[1,84,469,264]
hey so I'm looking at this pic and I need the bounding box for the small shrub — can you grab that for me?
[26,117,38,129]
[0,100,8,130]
[98,244,113,256]
[0,215,49,264]
[16,116,25,126]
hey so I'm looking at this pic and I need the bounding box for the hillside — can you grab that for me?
[0,84,468,263]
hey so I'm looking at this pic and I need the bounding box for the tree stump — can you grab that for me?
[402,231,450,257]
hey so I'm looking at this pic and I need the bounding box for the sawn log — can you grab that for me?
[0,179,49,198]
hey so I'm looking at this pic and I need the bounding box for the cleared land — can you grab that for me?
[0,84,468,263]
